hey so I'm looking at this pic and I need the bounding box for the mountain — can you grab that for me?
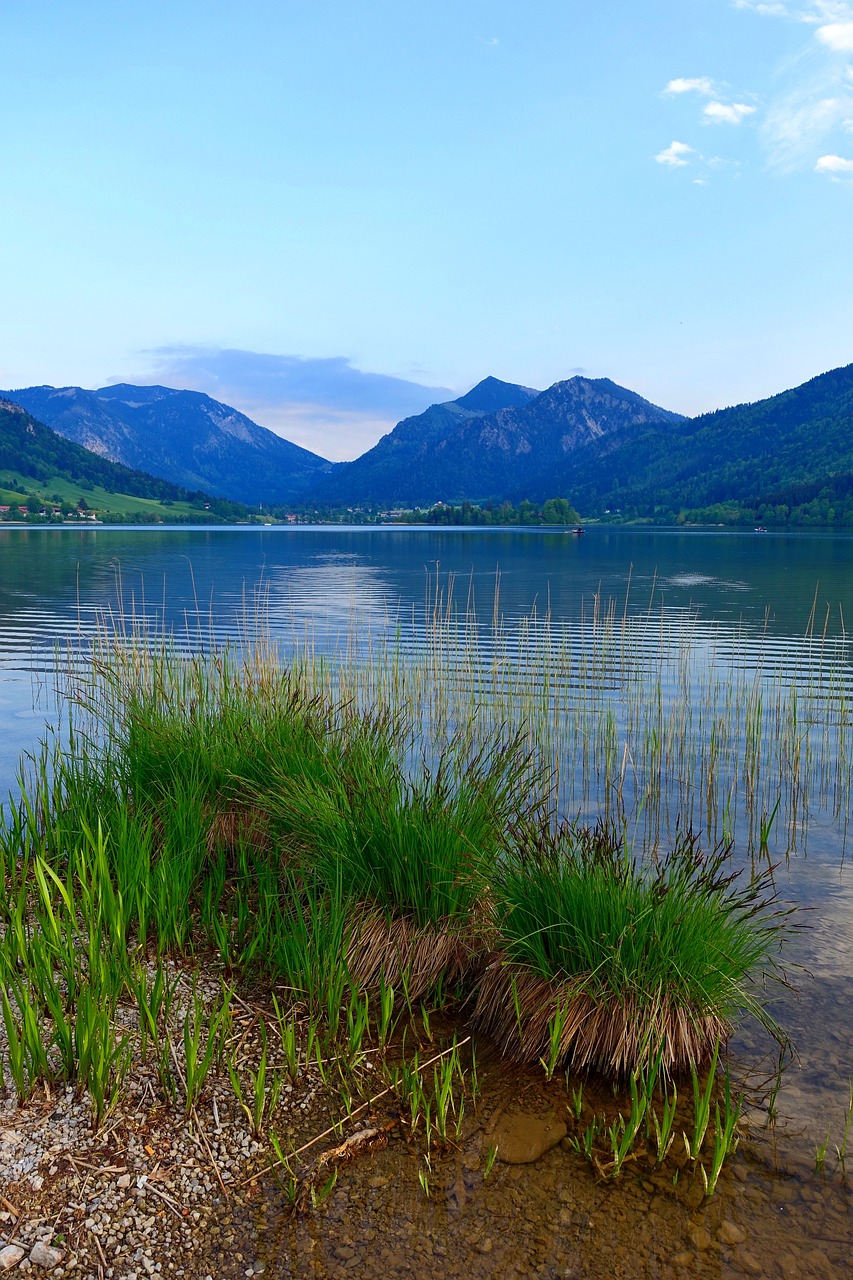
[0,398,243,519]
[308,375,682,507]
[308,376,539,506]
[1,384,335,506]
[527,363,853,519]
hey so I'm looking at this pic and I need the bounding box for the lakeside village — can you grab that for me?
[0,501,102,523]
[0,495,585,527]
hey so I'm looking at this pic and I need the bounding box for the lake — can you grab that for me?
[1,523,851,1274]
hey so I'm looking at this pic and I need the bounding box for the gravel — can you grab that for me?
[0,962,330,1278]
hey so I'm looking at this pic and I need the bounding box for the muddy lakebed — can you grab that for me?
[1,525,852,1277]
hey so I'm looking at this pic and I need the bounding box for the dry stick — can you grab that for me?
[168,1037,188,1096]
[239,1035,472,1187]
[0,1194,20,1218]
[143,1182,185,1221]
[90,1230,109,1269]
[191,1104,230,1201]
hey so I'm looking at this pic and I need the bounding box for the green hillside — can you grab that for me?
[532,364,853,526]
[0,399,248,523]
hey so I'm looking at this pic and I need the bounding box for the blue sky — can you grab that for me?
[1,0,851,459]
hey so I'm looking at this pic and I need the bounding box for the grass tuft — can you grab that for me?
[473,823,788,1077]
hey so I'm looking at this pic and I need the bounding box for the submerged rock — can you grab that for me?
[492,1111,567,1164]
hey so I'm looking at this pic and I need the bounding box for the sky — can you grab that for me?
[1,0,852,460]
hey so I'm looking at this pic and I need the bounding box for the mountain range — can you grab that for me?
[310,375,684,507]
[3,362,853,522]
[1,383,333,506]
[0,397,243,520]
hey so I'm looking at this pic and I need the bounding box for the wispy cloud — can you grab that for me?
[732,1,795,15]
[664,77,716,95]
[730,0,853,170]
[732,1,852,19]
[655,140,695,166]
[703,100,757,122]
[760,71,853,168]
[124,347,453,460]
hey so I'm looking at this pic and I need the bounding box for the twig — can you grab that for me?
[90,1230,108,1269]
[168,1036,188,1095]
[0,1194,20,1218]
[239,1035,471,1186]
[143,1182,185,1221]
[191,1105,229,1201]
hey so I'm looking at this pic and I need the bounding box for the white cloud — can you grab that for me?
[655,140,694,166]
[664,77,715,95]
[703,100,758,122]
[815,150,853,166]
[816,21,853,47]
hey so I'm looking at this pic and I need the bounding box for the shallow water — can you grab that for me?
[1,524,852,1270]
[202,1048,852,1280]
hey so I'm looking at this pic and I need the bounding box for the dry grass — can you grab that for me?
[472,959,729,1077]
[205,804,272,856]
[344,904,485,1000]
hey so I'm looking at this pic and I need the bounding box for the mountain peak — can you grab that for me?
[453,376,539,414]
[96,384,176,402]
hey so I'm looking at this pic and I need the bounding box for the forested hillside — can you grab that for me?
[0,400,245,521]
[532,364,853,524]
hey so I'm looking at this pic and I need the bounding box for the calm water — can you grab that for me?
[1,524,851,1272]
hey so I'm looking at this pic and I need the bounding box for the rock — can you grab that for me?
[117,1174,132,1190]
[688,1225,713,1251]
[672,1253,694,1269]
[29,1244,63,1270]
[739,1252,763,1276]
[717,1221,747,1246]
[0,1246,25,1270]
[493,1111,568,1165]
[777,1254,799,1280]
